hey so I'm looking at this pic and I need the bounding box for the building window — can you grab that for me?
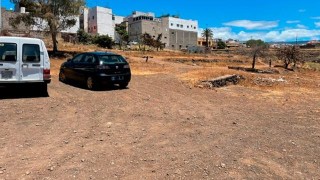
[194,26,196,29]
[172,45,175,48]
[176,24,179,27]
[92,16,94,20]
[164,37,167,39]
[181,25,183,28]
[171,23,173,26]
[171,32,174,34]
[187,26,189,28]
[112,15,115,20]
[94,26,96,30]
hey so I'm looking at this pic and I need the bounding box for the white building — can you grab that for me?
[88,6,114,38]
[167,17,198,32]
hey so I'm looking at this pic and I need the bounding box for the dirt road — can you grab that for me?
[0,58,320,179]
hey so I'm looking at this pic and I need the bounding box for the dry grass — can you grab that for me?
[48,40,320,94]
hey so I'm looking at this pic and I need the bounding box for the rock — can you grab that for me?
[48,167,54,171]
[220,163,226,168]
[201,74,244,88]
[26,171,31,175]
[0,170,4,174]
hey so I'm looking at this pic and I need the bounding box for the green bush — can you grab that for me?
[77,29,92,44]
[93,35,114,49]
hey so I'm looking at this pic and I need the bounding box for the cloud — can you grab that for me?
[198,27,320,42]
[298,9,306,13]
[286,20,300,24]
[315,22,320,27]
[311,17,320,20]
[223,20,278,30]
[296,24,307,29]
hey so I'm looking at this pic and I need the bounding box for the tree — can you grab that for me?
[154,33,164,51]
[217,39,226,49]
[245,39,268,69]
[201,28,213,48]
[141,33,154,50]
[10,0,85,53]
[276,45,302,69]
[115,24,129,50]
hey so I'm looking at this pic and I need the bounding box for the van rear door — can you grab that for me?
[20,42,43,82]
[0,42,20,82]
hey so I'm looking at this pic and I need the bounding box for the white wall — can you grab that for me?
[88,6,114,39]
[31,16,80,34]
[61,16,80,34]
[168,17,198,32]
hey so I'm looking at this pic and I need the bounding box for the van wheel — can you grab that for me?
[59,71,67,83]
[40,83,48,96]
[86,77,96,90]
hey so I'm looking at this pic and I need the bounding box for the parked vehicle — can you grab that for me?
[59,52,131,90]
[0,37,51,94]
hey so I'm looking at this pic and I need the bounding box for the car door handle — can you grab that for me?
[32,64,40,67]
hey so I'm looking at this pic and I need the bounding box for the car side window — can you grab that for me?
[22,44,40,63]
[72,54,84,63]
[0,43,17,62]
[83,55,96,64]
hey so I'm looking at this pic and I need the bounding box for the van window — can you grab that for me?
[0,43,17,62]
[23,44,40,62]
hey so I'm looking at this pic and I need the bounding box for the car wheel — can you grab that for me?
[59,71,67,83]
[119,82,129,89]
[86,77,96,90]
[39,83,48,96]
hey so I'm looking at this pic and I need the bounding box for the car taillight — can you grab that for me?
[43,69,51,80]
[96,65,111,69]
[124,64,130,69]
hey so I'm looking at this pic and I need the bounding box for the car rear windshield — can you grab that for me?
[98,55,127,64]
[0,43,17,62]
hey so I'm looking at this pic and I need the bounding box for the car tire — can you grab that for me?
[119,82,129,89]
[86,77,96,90]
[59,71,67,83]
[39,83,48,96]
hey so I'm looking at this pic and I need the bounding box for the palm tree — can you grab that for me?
[201,28,213,48]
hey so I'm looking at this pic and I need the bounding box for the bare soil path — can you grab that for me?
[0,58,319,179]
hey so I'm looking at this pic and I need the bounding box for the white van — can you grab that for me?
[0,37,51,94]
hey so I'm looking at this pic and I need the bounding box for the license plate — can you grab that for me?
[111,76,124,81]
[1,71,13,79]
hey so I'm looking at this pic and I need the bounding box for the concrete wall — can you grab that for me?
[169,29,198,50]
[1,8,29,31]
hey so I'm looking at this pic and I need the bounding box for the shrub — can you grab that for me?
[93,35,114,49]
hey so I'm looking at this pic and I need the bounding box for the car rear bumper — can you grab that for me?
[94,73,131,84]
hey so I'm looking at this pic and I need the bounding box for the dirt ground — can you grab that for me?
[0,48,320,179]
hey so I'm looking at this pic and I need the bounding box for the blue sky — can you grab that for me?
[2,0,320,42]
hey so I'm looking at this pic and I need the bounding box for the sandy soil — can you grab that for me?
[0,51,320,179]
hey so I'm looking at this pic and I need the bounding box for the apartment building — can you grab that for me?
[163,16,198,50]
[127,11,198,50]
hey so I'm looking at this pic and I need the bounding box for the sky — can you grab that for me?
[2,0,320,42]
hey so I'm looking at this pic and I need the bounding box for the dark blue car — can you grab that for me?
[59,52,131,90]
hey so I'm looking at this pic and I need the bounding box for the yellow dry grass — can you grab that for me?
[48,41,320,94]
